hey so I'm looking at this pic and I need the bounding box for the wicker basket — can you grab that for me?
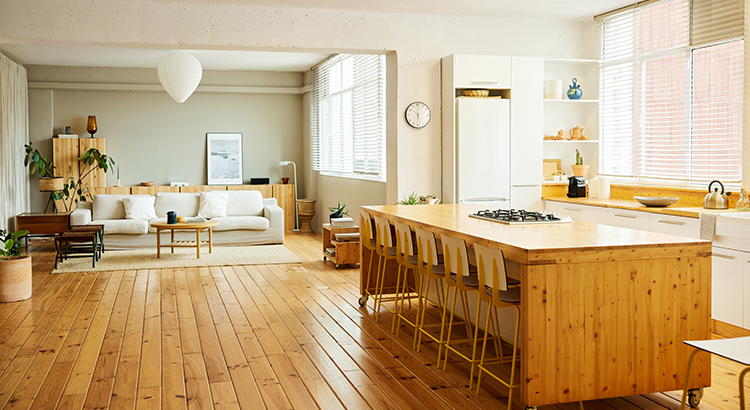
[461,89,490,98]
[297,199,317,215]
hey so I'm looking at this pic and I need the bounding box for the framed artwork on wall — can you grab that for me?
[206,132,243,185]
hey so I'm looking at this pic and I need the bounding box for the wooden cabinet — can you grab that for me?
[53,138,107,188]
[322,224,360,268]
[711,247,745,327]
[16,212,70,236]
[452,55,511,89]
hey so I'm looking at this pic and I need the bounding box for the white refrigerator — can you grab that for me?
[456,97,511,209]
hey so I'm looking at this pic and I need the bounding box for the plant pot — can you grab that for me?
[0,255,32,302]
[571,164,589,178]
[329,212,343,223]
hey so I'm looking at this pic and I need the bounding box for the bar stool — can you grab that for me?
[372,216,397,323]
[358,212,378,307]
[679,336,750,409]
[473,243,521,410]
[393,221,421,339]
[441,234,481,387]
[414,227,450,366]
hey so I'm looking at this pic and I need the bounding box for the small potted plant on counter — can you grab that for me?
[0,229,32,302]
[571,149,589,178]
[395,191,420,205]
[328,202,349,222]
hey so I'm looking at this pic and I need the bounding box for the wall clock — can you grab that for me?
[405,101,431,129]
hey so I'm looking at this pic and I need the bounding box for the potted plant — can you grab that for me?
[328,202,349,222]
[571,149,589,178]
[395,191,420,205]
[0,229,32,302]
[24,143,65,211]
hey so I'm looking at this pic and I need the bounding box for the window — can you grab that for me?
[311,54,386,181]
[597,0,743,185]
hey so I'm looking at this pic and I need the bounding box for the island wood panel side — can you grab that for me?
[520,256,711,407]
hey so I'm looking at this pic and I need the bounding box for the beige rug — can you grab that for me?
[51,245,301,273]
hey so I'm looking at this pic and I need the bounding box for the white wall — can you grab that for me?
[0,0,595,227]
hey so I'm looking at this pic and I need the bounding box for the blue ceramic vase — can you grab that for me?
[567,78,583,100]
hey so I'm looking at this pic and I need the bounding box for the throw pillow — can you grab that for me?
[122,196,158,220]
[198,191,229,218]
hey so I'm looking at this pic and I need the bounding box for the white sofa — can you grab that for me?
[70,191,284,249]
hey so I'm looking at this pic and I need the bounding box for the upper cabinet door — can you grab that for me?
[453,55,511,89]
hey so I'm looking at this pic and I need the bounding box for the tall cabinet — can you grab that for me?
[53,138,107,189]
[441,54,543,210]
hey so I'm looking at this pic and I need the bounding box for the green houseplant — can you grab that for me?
[395,191,420,205]
[328,202,349,222]
[0,229,32,302]
[571,149,589,178]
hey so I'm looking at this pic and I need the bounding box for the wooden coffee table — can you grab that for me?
[151,220,219,259]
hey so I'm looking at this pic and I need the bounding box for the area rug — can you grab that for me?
[51,245,302,273]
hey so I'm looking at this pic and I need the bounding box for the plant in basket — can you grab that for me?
[0,229,32,302]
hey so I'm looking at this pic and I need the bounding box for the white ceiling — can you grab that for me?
[0,0,634,71]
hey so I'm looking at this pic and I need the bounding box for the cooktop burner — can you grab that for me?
[469,209,573,225]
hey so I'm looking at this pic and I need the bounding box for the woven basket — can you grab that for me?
[461,89,490,98]
[297,199,317,215]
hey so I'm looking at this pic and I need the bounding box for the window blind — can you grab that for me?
[311,54,386,181]
[597,0,743,185]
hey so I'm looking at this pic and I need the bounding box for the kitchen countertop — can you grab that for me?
[544,196,744,218]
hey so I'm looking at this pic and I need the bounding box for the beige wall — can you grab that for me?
[2,0,595,227]
[26,66,304,212]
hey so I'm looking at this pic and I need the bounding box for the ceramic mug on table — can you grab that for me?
[167,211,177,224]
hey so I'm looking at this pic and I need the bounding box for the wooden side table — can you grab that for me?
[151,220,219,259]
[322,223,360,268]
[16,212,71,248]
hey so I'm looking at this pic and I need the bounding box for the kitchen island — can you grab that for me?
[360,204,711,408]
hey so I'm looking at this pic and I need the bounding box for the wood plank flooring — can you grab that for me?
[0,233,747,410]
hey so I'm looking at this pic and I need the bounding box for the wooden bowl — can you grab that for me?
[140,181,155,187]
[634,196,679,207]
[461,89,490,98]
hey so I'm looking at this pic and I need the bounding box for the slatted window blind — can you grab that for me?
[597,0,743,185]
[311,54,386,181]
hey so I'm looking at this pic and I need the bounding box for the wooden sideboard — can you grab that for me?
[86,184,296,231]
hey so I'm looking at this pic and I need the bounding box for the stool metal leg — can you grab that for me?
[740,367,750,410]
[679,348,700,410]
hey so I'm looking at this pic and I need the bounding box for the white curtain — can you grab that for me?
[0,52,29,231]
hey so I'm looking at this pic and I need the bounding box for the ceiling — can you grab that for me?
[0,0,634,71]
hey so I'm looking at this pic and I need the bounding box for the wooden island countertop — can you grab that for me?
[360,204,712,408]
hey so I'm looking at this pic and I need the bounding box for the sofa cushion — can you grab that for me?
[154,193,200,218]
[211,216,270,231]
[123,196,158,220]
[92,219,149,234]
[93,194,150,220]
[226,190,264,217]
[198,191,229,218]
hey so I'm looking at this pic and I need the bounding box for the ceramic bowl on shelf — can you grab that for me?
[140,181,155,186]
[634,196,679,207]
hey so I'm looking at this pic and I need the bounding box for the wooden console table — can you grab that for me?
[16,212,71,248]
[322,223,359,268]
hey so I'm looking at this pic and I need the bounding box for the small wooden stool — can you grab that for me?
[69,224,105,258]
[54,230,99,269]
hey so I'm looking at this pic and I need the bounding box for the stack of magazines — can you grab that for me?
[330,217,355,227]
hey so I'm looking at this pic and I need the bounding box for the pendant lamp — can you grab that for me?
[157,51,203,103]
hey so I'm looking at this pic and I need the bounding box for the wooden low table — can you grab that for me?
[151,220,219,259]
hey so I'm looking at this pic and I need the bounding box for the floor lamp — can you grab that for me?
[279,161,299,231]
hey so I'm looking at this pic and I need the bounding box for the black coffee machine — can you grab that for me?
[567,176,586,198]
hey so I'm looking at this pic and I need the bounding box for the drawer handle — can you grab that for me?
[713,253,736,260]
[614,213,637,219]
[563,208,581,212]
[512,184,539,188]
[470,81,499,84]
[657,220,685,226]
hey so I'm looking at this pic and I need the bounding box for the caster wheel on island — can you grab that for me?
[524,407,537,410]
[358,295,368,306]
[687,388,703,408]
[323,256,327,261]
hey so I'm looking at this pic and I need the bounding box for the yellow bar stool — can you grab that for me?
[393,221,421,339]
[473,243,521,410]
[372,216,398,323]
[414,227,450,366]
[440,234,482,387]
[358,212,378,308]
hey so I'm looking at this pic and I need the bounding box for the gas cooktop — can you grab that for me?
[469,209,573,225]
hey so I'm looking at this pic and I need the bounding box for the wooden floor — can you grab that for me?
[0,233,748,410]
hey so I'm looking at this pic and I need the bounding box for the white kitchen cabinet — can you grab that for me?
[711,247,745,328]
[510,56,543,210]
[543,59,600,179]
[544,201,608,224]
[745,252,750,329]
[453,55,511,89]
[607,208,650,231]
[648,213,700,239]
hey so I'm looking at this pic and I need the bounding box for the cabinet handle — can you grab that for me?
[563,207,581,212]
[470,81,499,84]
[713,253,736,260]
[614,213,637,219]
[657,220,685,226]
[512,184,539,188]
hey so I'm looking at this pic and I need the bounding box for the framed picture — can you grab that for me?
[206,133,243,185]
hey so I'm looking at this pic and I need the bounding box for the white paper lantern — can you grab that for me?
[157,51,203,103]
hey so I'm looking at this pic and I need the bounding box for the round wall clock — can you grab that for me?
[405,101,431,129]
